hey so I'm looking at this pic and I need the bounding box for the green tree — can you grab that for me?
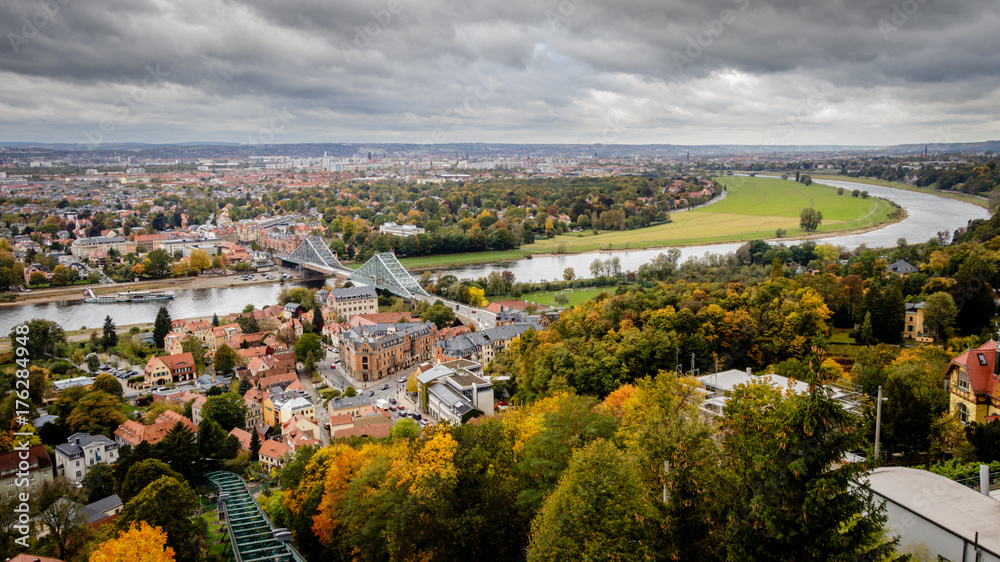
[211,313,220,327]
[799,207,823,231]
[721,356,900,561]
[214,343,239,375]
[8,318,66,360]
[343,386,357,398]
[294,332,325,364]
[156,422,198,483]
[249,428,261,461]
[201,392,246,432]
[880,347,951,456]
[238,377,252,396]
[52,264,70,286]
[143,249,172,279]
[153,307,172,349]
[81,462,116,504]
[390,418,420,439]
[91,373,123,400]
[527,439,656,561]
[420,303,457,329]
[180,335,206,372]
[858,311,876,345]
[116,476,203,562]
[197,418,232,464]
[120,458,183,502]
[923,291,958,339]
[102,315,118,349]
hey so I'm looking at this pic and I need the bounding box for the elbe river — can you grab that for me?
[0,178,989,334]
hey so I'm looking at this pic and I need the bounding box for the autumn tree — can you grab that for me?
[91,373,124,401]
[527,439,656,561]
[180,335,206,372]
[66,390,127,437]
[116,476,202,562]
[90,521,175,562]
[188,249,211,272]
[35,477,91,560]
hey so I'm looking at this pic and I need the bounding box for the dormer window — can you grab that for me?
[978,353,988,366]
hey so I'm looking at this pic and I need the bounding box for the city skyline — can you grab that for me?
[1,0,998,146]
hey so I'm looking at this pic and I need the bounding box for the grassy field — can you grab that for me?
[809,174,990,209]
[523,175,895,253]
[490,286,624,307]
[356,176,899,272]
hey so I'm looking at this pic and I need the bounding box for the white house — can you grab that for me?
[53,433,119,483]
[417,363,494,425]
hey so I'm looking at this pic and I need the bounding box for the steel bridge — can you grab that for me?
[204,471,306,562]
[281,238,429,299]
[349,252,429,299]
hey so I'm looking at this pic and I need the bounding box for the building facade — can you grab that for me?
[326,287,378,320]
[339,322,437,382]
[53,433,119,483]
[944,340,1000,425]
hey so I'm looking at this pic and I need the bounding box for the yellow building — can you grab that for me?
[944,340,1000,425]
[903,302,933,343]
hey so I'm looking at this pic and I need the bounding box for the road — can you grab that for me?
[413,294,496,331]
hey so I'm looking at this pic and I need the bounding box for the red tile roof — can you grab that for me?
[334,424,391,439]
[951,340,1000,396]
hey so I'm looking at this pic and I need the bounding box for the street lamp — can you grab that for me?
[873,385,888,464]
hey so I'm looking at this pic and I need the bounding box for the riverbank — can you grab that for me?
[0,269,311,308]
[809,174,990,209]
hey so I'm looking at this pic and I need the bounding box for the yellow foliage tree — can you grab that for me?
[468,286,488,307]
[90,521,175,562]
[189,249,211,272]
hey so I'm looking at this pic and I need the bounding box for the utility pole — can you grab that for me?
[874,385,884,463]
[691,352,695,374]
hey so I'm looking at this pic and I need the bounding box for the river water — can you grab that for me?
[0,178,989,334]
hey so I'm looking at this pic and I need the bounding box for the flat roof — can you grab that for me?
[868,466,1000,553]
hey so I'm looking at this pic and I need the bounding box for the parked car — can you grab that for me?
[389,398,397,405]
[398,377,408,384]
[412,413,422,421]
[397,405,405,411]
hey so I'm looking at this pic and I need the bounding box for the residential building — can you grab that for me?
[378,222,425,237]
[276,394,317,426]
[52,376,94,392]
[144,352,198,387]
[244,387,266,431]
[696,369,862,417]
[23,263,53,284]
[339,322,437,382]
[326,287,378,319]
[327,394,379,420]
[259,439,291,471]
[114,410,198,447]
[71,236,129,260]
[944,340,1000,425]
[0,445,53,499]
[434,323,538,366]
[208,323,243,351]
[53,433,119,483]
[333,424,391,440]
[886,259,919,275]
[80,494,123,527]
[869,467,1000,561]
[904,302,932,342]
[417,364,494,424]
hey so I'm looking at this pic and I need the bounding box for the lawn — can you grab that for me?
[502,286,625,307]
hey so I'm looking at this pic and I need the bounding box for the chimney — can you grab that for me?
[995,341,999,376]
[746,367,752,376]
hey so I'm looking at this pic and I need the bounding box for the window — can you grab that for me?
[959,371,971,391]
[978,353,988,366]
[958,403,969,425]
[76,471,81,478]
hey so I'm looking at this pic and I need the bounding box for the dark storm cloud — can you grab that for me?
[0,0,997,144]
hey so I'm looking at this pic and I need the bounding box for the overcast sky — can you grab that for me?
[1,0,998,147]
